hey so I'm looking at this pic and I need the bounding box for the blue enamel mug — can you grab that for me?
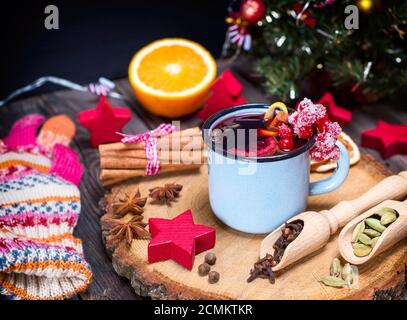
[202,104,350,234]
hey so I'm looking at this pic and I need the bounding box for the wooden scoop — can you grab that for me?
[338,198,407,265]
[260,171,407,271]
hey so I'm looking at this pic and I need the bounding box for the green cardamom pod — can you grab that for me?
[342,263,352,279]
[365,218,386,233]
[358,233,373,246]
[352,243,373,257]
[380,211,397,225]
[363,228,381,238]
[371,236,380,248]
[342,263,353,287]
[320,276,346,288]
[330,257,341,277]
[376,207,397,217]
[344,275,353,288]
[351,220,365,243]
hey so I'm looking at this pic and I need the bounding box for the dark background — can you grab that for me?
[0,0,229,98]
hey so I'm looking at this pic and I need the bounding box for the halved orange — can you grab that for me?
[128,38,217,118]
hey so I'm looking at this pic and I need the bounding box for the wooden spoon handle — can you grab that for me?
[322,171,407,234]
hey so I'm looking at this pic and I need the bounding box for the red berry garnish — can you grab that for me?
[257,137,279,156]
[316,116,330,132]
[278,123,294,139]
[297,126,313,139]
[278,138,294,151]
[229,137,278,157]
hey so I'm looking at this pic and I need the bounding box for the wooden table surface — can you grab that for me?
[0,62,406,300]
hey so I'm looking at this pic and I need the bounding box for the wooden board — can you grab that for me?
[100,154,407,300]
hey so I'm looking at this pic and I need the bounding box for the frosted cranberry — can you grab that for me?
[324,121,342,138]
[296,98,313,112]
[297,126,313,139]
[316,116,330,132]
[278,123,294,139]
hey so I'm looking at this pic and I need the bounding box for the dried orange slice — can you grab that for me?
[128,38,217,118]
[257,128,278,137]
[264,102,288,122]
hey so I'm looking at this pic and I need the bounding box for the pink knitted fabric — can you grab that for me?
[0,114,92,300]
[50,144,83,185]
[3,115,44,150]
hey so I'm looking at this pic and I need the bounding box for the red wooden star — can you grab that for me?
[77,96,131,147]
[148,210,216,270]
[361,120,407,159]
[198,69,247,121]
[317,92,352,127]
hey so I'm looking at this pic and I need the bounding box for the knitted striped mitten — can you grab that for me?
[0,114,92,299]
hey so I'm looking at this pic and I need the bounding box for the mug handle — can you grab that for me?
[309,141,350,196]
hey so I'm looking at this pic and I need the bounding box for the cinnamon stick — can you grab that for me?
[100,150,206,169]
[98,127,205,185]
[99,127,202,153]
[100,164,201,186]
[100,136,204,153]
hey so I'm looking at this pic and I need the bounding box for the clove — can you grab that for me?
[247,220,304,284]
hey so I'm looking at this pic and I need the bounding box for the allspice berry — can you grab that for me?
[205,252,216,265]
[208,271,220,284]
[198,263,210,276]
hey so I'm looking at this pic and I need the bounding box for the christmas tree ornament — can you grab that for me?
[223,0,267,55]
[357,0,379,14]
[317,92,352,128]
[246,0,407,101]
[361,121,407,159]
[240,0,266,24]
[313,0,336,9]
[198,70,247,121]
[148,210,216,270]
[77,96,131,148]
[291,2,316,26]
[225,12,252,52]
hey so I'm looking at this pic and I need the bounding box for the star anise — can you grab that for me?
[108,215,151,247]
[149,183,183,203]
[112,189,147,218]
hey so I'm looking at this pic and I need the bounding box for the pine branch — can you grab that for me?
[248,0,407,100]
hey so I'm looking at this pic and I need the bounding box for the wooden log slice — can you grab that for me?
[100,154,407,300]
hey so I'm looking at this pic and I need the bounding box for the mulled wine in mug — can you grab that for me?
[202,103,349,234]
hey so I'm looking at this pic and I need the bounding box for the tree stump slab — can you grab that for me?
[100,154,407,300]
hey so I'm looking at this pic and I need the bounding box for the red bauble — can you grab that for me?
[292,3,317,27]
[240,0,266,24]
